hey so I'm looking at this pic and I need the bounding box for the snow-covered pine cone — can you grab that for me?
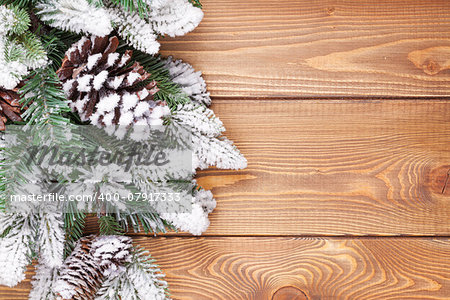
[57,35,170,127]
[54,235,133,300]
[0,87,24,130]
[54,236,102,300]
[90,235,133,277]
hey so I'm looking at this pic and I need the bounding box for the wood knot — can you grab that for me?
[326,6,335,15]
[426,165,450,196]
[408,47,450,75]
[272,286,308,300]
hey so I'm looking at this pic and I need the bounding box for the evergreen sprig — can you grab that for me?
[107,0,149,19]
[0,0,34,9]
[98,215,125,235]
[19,67,71,127]
[63,202,86,258]
[6,5,30,34]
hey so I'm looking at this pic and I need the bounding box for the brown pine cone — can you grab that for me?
[55,235,102,300]
[57,36,170,127]
[54,235,134,300]
[0,88,24,131]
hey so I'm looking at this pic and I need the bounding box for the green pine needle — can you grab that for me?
[7,5,30,35]
[64,203,86,258]
[0,0,33,9]
[189,0,202,8]
[103,0,150,19]
[99,215,126,235]
[10,31,47,64]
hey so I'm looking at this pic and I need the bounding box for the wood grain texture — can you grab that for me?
[187,100,449,236]
[83,100,450,236]
[159,0,450,97]
[140,237,450,300]
[4,238,450,300]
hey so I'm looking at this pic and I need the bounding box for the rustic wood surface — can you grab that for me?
[6,238,450,299]
[160,0,450,98]
[2,0,450,299]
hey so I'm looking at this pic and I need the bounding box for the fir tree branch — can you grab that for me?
[98,215,125,236]
[0,0,34,10]
[63,202,86,258]
[106,0,150,19]
[19,67,71,127]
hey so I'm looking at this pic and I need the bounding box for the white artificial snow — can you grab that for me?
[117,52,131,68]
[87,53,102,70]
[76,74,93,92]
[93,70,109,90]
[102,111,115,126]
[174,103,224,137]
[164,56,211,105]
[106,52,120,67]
[160,188,216,236]
[74,95,89,116]
[162,203,210,236]
[0,7,48,89]
[150,0,203,37]
[151,105,170,120]
[126,72,140,85]
[0,6,16,35]
[0,213,34,287]
[107,75,125,90]
[118,111,134,126]
[134,101,150,117]
[121,92,139,111]
[137,87,149,100]
[106,6,160,55]
[90,111,101,125]
[29,262,58,300]
[38,208,65,268]
[96,93,120,113]
[193,134,247,170]
[36,0,113,36]
[148,117,163,126]
[62,79,75,95]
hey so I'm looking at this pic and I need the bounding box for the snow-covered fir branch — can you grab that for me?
[192,134,247,170]
[173,103,224,137]
[95,246,169,300]
[29,262,59,300]
[36,0,113,36]
[0,6,47,89]
[163,56,211,106]
[0,212,36,287]
[160,187,215,235]
[106,4,160,55]
[38,207,65,268]
[149,0,204,37]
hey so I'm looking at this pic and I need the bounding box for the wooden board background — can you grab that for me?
[3,0,450,299]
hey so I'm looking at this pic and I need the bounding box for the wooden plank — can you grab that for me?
[3,237,450,299]
[83,100,450,236]
[143,237,450,300]
[194,100,450,235]
[159,0,450,98]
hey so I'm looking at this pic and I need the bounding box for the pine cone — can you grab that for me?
[54,236,102,300]
[90,235,133,277]
[57,36,170,127]
[0,88,24,131]
[54,235,133,300]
